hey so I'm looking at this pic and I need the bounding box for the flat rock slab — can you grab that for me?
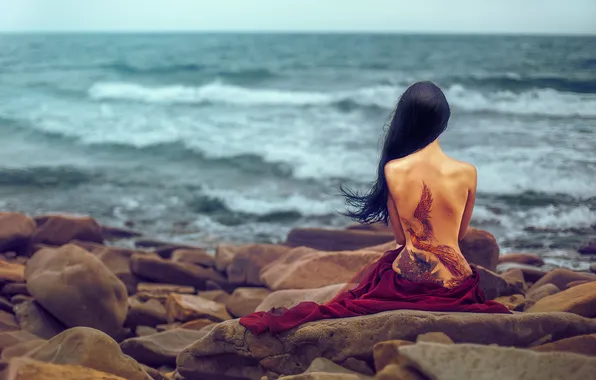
[177,310,596,380]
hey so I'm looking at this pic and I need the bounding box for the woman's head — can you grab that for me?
[341,81,451,224]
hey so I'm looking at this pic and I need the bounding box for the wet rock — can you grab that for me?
[0,213,36,257]
[120,328,209,367]
[25,244,128,337]
[131,254,225,289]
[13,301,66,339]
[4,357,128,380]
[285,228,394,252]
[497,253,545,266]
[474,266,524,300]
[32,214,103,246]
[399,341,596,380]
[526,281,596,317]
[260,247,382,291]
[171,249,215,268]
[531,334,596,356]
[24,327,151,380]
[529,268,596,292]
[125,298,168,328]
[0,261,24,284]
[458,229,499,271]
[226,244,291,286]
[226,288,271,318]
[256,283,345,312]
[165,293,231,323]
[0,310,19,333]
[176,309,596,379]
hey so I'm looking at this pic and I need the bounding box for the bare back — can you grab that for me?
[384,150,476,288]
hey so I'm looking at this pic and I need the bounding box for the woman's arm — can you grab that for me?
[458,165,477,241]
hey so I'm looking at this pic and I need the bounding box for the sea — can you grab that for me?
[0,33,594,269]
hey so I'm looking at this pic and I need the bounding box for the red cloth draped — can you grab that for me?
[239,248,511,335]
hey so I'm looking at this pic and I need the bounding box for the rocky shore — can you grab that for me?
[1,212,595,380]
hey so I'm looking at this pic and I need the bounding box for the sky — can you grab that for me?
[1,0,595,35]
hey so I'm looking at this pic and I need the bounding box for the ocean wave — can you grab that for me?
[88,81,596,118]
[452,73,596,94]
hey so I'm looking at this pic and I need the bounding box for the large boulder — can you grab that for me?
[25,244,128,337]
[285,228,394,252]
[398,341,596,380]
[529,268,596,292]
[130,254,225,289]
[3,357,128,380]
[226,244,291,286]
[226,288,271,318]
[13,301,65,339]
[23,327,151,380]
[256,284,345,312]
[458,229,499,271]
[526,281,596,317]
[260,247,382,291]
[120,328,209,367]
[177,310,596,379]
[32,214,103,246]
[0,213,36,256]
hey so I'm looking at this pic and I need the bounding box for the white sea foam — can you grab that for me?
[88,81,596,118]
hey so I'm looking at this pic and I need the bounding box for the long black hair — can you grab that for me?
[341,81,451,225]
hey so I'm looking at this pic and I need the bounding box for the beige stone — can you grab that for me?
[529,268,596,292]
[498,253,545,266]
[458,229,499,271]
[130,254,225,288]
[171,249,215,268]
[226,288,271,317]
[531,334,596,356]
[285,228,394,252]
[4,357,127,380]
[226,244,291,286]
[256,283,345,312]
[13,301,65,339]
[165,294,231,323]
[0,261,25,283]
[493,294,526,311]
[526,281,596,317]
[373,340,414,372]
[0,213,36,256]
[32,214,103,246]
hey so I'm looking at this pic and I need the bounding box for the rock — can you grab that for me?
[532,334,596,356]
[197,290,230,304]
[0,297,13,313]
[260,247,382,291]
[346,223,391,232]
[529,268,596,292]
[101,225,143,240]
[226,288,272,318]
[1,339,46,365]
[416,332,453,344]
[140,364,171,380]
[10,295,32,305]
[125,298,168,328]
[526,281,596,317]
[578,239,596,254]
[171,249,215,268]
[176,309,596,379]
[72,241,153,295]
[32,214,103,246]
[120,329,209,367]
[285,228,394,252]
[493,294,526,311]
[136,326,158,337]
[226,244,291,286]
[458,229,499,271]
[25,244,128,337]
[13,301,65,339]
[526,283,560,303]
[134,239,204,258]
[496,263,548,283]
[374,363,426,380]
[214,244,236,272]
[0,213,36,256]
[165,294,231,323]
[136,283,195,303]
[180,319,215,331]
[3,357,128,380]
[281,357,373,380]
[256,284,345,312]
[0,310,19,333]
[373,340,414,371]
[590,263,596,274]
[0,261,24,284]
[155,323,180,332]
[474,266,524,300]
[500,269,527,291]
[568,280,593,287]
[498,253,545,266]
[24,327,151,380]
[0,330,40,355]
[399,341,596,380]
[130,254,225,289]
[2,283,29,297]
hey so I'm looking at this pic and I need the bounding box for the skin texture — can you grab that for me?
[385,139,474,288]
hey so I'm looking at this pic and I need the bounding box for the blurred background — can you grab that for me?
[0,1,595,268]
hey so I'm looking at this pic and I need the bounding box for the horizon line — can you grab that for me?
[1,29,595,37]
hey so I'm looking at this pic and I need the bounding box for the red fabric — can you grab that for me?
[239,248,511,335]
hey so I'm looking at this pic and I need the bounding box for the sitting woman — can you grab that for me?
[240,81,510,335]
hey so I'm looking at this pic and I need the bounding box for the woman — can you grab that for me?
[240,81,510,335]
